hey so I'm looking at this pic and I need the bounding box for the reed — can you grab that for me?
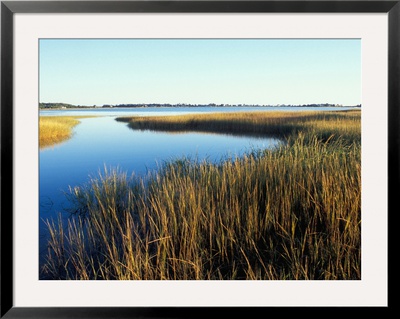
[41,110,361,280]
[116,110,361,143]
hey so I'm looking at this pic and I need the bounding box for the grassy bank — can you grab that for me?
[41,110,361,280]
[40,116,96,149]
[116,110,361,143]
[40,116,81,149]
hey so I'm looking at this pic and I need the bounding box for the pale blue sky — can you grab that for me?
[39,39,361,106]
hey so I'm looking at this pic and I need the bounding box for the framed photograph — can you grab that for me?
[1,0,395,317]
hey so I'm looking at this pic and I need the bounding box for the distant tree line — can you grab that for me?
[40,102,81,109]
[40,102,361,109]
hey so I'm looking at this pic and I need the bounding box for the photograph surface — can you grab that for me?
[39,38,361,280]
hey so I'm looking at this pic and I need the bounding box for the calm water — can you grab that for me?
[38,106,357,268]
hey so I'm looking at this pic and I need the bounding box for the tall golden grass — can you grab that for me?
[116,109,361,143]
[40,116,98,148]
[39,116,80,149]
[41,110,361,280]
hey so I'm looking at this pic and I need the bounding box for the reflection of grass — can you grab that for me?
[39,116,95,149]
[42,110,361,280]
[116,110,361,143]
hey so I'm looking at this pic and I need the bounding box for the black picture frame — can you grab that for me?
[1,0,395,318]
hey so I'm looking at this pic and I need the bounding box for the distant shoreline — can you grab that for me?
[39,104,361,111]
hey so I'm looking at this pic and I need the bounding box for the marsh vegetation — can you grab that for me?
[41,110,361,280]
[39,116,81,149]
[116,110,360,142]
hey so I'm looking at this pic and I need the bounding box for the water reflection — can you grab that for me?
[39,115,281,266]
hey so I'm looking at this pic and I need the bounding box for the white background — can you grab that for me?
[13,12,388,306]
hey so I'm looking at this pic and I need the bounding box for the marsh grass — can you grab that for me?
[116,110,361,143]
[39,116,95,149]
[41,110,361,280]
